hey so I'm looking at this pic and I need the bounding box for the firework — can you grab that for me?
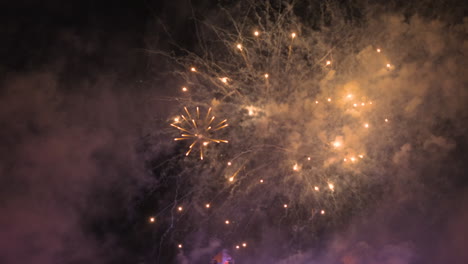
[171,106,228,160]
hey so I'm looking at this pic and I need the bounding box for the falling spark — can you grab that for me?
[358,154,364,158]
[254,31,259,36]
[321,210,325,215]
[377,48,381,52]
[236,44,243,50]
[347,94,353,99]
[190,67,197,72]
[229,177,234,182]
[332,141,342,148]
[307,157,311,161]
[328,183,334,190]
[178,244,183,248]
[314,186,319,191]
[220,77,228,83]
[353,103,358,107]
[171,107,228,160]
[225,220,230,225]
[386,63,391,68]
[291,32,296,39]
[149,217,155,223]
[181,87,188,92]
[293,163,299,171]
[205,203,210,208]
[385,118,389,122]
[174,117,180,122]
[259,179,264,183]
[284,204,288,208]
[326,60,331,65]
[364,123,369,128]
[236,245,240,249]
[227,161,232,166]
[264,73,269,78]
[315,100,319,104]
[178,206,183,211]
[350,156,356,162]
[327,98,331,102]
[242,243,247,247]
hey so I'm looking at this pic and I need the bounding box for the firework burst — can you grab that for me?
[171,106,228,160]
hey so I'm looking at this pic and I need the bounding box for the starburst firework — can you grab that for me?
[171,106,228,160]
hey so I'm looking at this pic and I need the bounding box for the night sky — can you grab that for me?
[1,1,468,264]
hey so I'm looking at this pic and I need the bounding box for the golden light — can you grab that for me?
[321,210,325,215]
[149,217,155,223]
[174,117,180,122]
[291,32,296,39]
[242,243,247,247]
[386,63,391,68]
[332,141,342,148]
[353,103,358,107]
[328,183,334,190]
[190,67,197,72]
[293,163,299,171]
[377,48,381,53]
[314,186,319,191]
[229,177,234,182]
[254,31,259,36]
[326,60,331,65]
[364,123,369,128]
[369,101,373,105]
[264,73,269,78]
[205,203,210,208]
[344,158,348,162]
[181,86,188,92]
[178,244,183,248]
[346,94,353,99]
[259,179,264,183]
[315,100,319,104]
[248,109,254,116]
[350,156,356,162]
[236,245,240,249]
[327,98,331,102]
[178,206,183,211]
[225,220,230,225]
[358,154,364,158]
[307,157,311,161]
[385,118,389,122]
[227,161,232,166]
[361,102,365,106]
[236,43,243,50]
[220,77,228,83]
[284,204,288,208]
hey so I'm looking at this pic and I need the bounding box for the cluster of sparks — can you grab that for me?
[171,107,228,160]
[160,5,399,255]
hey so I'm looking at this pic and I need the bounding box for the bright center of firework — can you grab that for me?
[171,107,229,160]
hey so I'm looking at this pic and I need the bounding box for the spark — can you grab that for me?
[385,118,389,122]
[284,204,288,208]
[328,183,334,190]
[178,206,183,211]
[361,102,365,106]
[314,186,319,191]
[350,156,356,162]
[264,73,269,78]
[236,245,240,249]
[332,141,342,148]
[353,103,358,107]
[291,32,296,39]
[321,210,325,215]
[149,217,155,223]
[326,60,331,65]
[307,157,311,161]
[346,94,353,99]
[171,107,228,160]
[174,117,180,122]
[386,63,391,68]
[236,43,243,50]
[327,98,331,102]
[364,123,369,128]
[358,154,364,158]
[254,31,259,36]
[377,48,381,52]
[227,161,232,166]
[293,163,299,171]
[190,67,197,72]
[220,77,229,83]
[242,243,247,247]
[181,86,188,92]
[259,179,264,183]
[315,100,319,104]
[205,203,210,208]
[229,177,234,182]
[178,244,183,248]
[225,220,230,225]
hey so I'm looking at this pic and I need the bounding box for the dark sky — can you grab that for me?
[1,1,468,264]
